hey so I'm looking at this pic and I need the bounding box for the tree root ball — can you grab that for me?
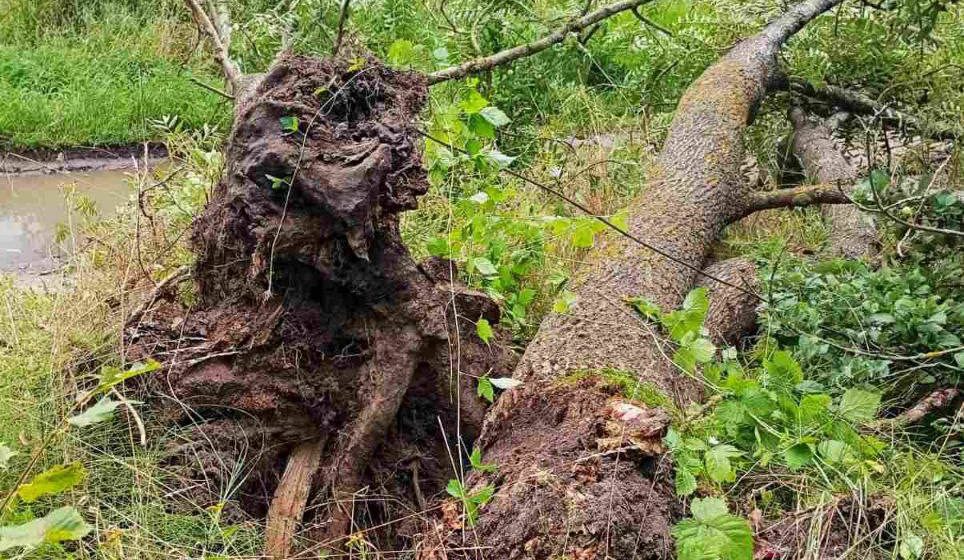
[125,55,515,547]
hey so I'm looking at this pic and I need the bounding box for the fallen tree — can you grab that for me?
[127,0,866,557]
[788,106,877,258]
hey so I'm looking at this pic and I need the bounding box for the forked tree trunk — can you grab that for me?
[420,1,844,558]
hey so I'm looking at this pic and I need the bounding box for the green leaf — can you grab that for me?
[552,290,577,314]
[279,116,299,133]
[763,351,803,389]
[690,497,729,521]
[445,479,464,499]
[459,90,488,114]
[477,376,494,403]
[704,444,741,483]
[839,388,881,422]
[386,39,416,65]
[68,397,138,428]
[0,443,17,470]
[481,148,516,169]
[17,463,86,503]
[97,359,160,392]
[816,440,851,464]
[899,534,924,559]
[675,467,697,496]
[662,288,709,341]
[627,297,662,321]
[476,318,493,344]
[472,257,498,276]
[672,498,752,560]
[479,106,510,127]
[469,448,497,473]
[673,333,716,373]
[0,507,91,552]
[783,443,814,470]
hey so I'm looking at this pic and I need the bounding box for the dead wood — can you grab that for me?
[790,79,961,141]
[265,438,325,559]
[789,106,877,258]
[698,258,759,347]
[739,182,851,217]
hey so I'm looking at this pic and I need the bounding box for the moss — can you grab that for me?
[560,367,676,412]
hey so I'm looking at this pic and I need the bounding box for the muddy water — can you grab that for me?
[0,170,133,276]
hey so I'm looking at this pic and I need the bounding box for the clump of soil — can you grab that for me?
[126,54,514,547]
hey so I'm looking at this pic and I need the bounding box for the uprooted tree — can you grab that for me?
[124,0,951,557]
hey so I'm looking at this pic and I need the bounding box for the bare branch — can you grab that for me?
[427,0,652,85]
[790,78,960,140]
[737,183,851,220]
[846,180,964,238]
[631,6,673,36]
[872,388,960,429]
[184,0,242,91]
[265,439,325,559]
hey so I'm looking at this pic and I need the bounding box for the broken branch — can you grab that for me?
[738,183,851,219]
[184,0,242,90]
[790,78,960,140]
[426,0,652,85]
[264,439,325,559]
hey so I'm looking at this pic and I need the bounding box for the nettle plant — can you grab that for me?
[630,288,888,559]
[0,360,158,553]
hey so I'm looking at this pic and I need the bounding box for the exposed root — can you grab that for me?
[265,438,325,559]
[126,55,515,552]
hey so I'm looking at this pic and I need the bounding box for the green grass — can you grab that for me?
[0,4,228,149]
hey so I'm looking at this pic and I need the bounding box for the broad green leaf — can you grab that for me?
[763,351,803,389]
[459,90,488,114]
[18,463,86,502]
[69,397,139,428]
[817,440,851,464]
[704,444,741,483]
[798,394,831,424]
[675,467,697,496]
[445,479,464,498]
[627,297,661,321]
[477,376,494,403]
[662,288,709,341]
[469,448,497,473]
[472,257,498,277]
[784,443,814,470]
[476,318,493,344]
[98,359,160,392]
[571,223,595,248]
[0,444,17,470]
[690,497,729,521]
[839,388,881,422]
[278,116,299,133]
[482,148,516,169]
[386,39,416,65]
[673,497,752,560]
[0,507,91,552]
[479,106,510,127]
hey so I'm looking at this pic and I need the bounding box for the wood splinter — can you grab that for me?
[264,439,325,559]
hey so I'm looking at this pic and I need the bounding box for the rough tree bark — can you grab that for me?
[420,1,846,558]
[789,106,876,258]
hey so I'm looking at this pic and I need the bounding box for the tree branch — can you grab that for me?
[426,0,652,85]
[790,78,960,140]
[184,0,242,91]
[737,183,851,220]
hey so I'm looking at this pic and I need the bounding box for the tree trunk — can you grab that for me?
[422,1,844,558]
[789,107,876,258]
